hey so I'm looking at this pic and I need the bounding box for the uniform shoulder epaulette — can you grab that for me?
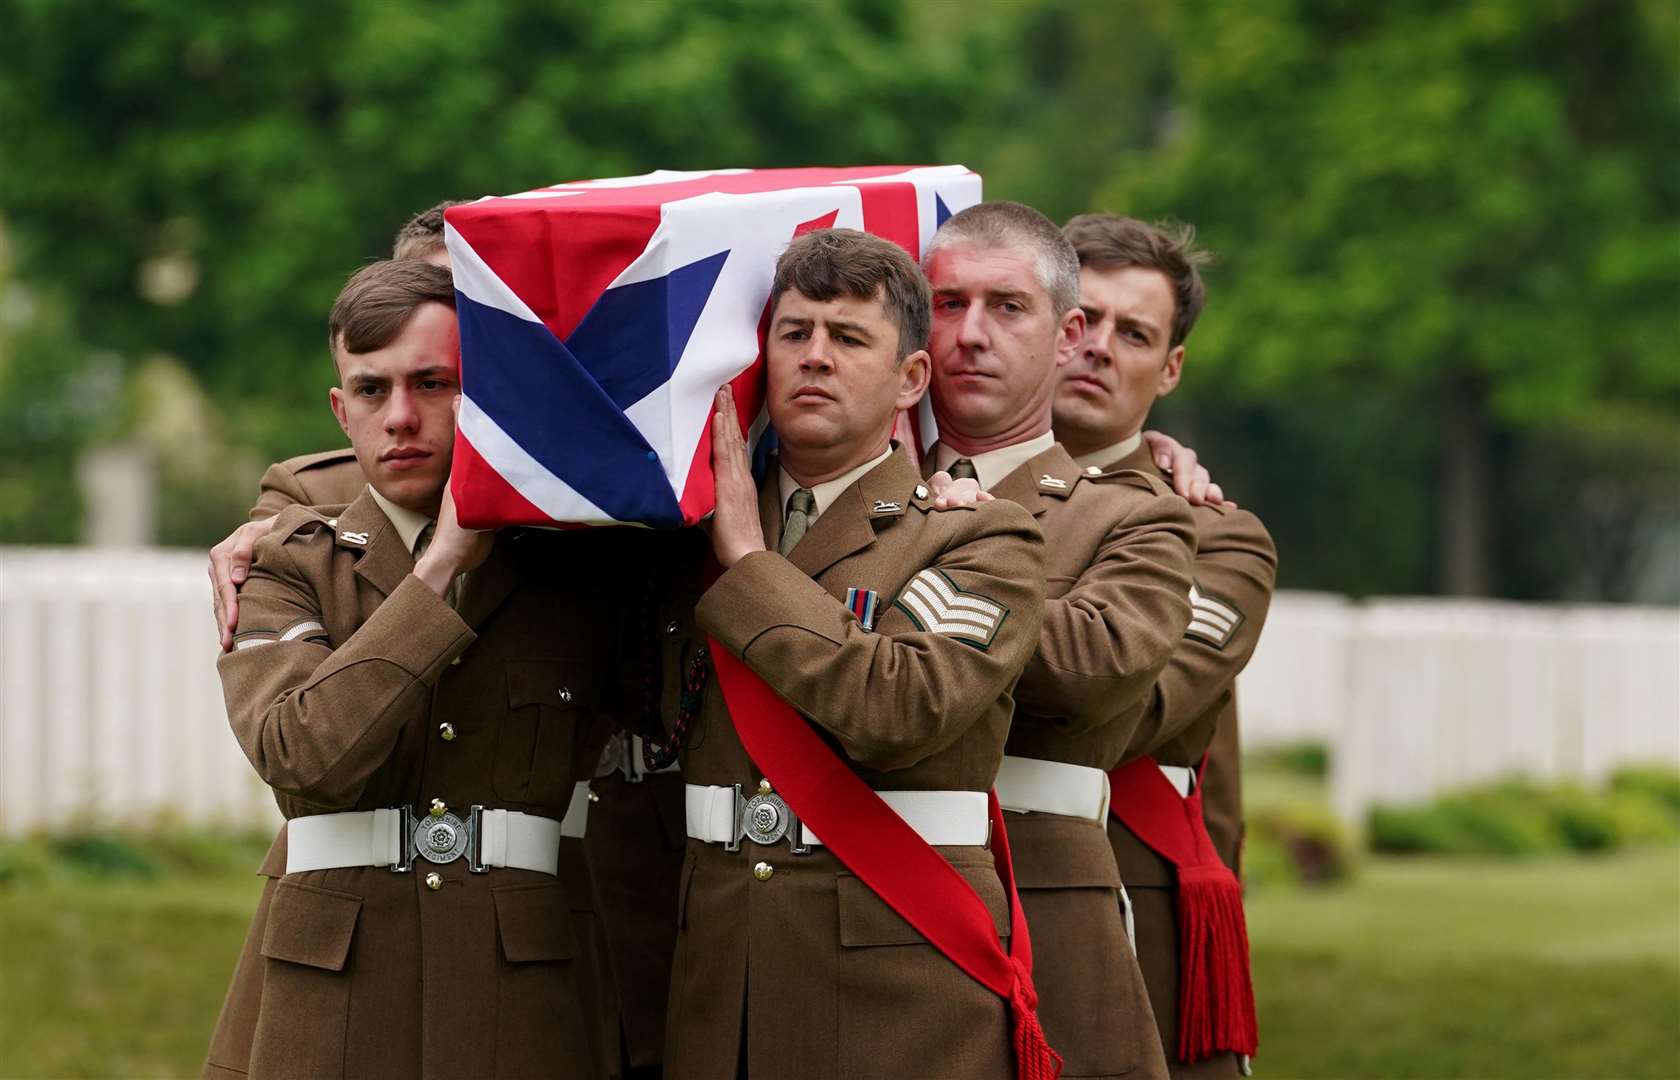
[282,447,358,475]
[907,482,934,513]
[1084,466,1175,498]
[270,503,339,544]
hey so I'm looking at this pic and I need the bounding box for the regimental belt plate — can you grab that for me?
[417,812,471,865]
[727,779,810,854]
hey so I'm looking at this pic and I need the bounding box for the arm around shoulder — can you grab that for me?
[218,514,476,807]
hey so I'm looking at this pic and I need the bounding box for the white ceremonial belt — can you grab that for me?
[684,783,988,852]
[994,755,1111,822]
[1157,765,1194,798]
[286,782,590,875]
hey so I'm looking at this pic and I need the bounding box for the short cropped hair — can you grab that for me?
[1062,214,1210,349]
[391,200,466,261]
[328,260,456,361]
[924,201,1081,318]
[770,228,932,361]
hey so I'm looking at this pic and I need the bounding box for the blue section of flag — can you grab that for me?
[456,293,686,527]
[935,194,952,228]
[564,250,731,411]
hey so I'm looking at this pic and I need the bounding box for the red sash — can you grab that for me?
[1107,755,1258,1064]
[709,638,1063,1080]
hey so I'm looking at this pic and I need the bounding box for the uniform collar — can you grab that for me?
[777,446,894,526]
[760,444,919,579]
[1071,431,1143,473]
[933,430,1056,492]
[989,441,1084,513]
[365,484,435,556]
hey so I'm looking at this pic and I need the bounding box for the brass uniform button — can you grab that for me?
[757,778,773,795]
[425,872,443,891]
[429,798,447,817]
[666,620,681,636]
[558,687,573,704]
[438,722,457,741]
[753,861,774,882]
[450,656,462,666]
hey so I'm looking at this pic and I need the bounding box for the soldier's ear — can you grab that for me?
[328,387,352,436]
[1055,306,1086,368]
[1157,345,1185,399]
[894,349,931,412]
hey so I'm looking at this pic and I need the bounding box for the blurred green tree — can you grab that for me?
[0,0,1011,539]
[1104,0,1680,596]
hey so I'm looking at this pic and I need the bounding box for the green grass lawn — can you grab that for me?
[2,842,1676,1078]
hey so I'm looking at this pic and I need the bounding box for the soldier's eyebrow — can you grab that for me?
[772,315,814,332]
[408,366,456,381]
[345,372,391,391]
[823,318,874,343]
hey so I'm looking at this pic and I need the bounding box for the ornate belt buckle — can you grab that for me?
[733,780,810,853]
[415,810,471,865]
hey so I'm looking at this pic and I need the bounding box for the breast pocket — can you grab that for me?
[495,660,600,805]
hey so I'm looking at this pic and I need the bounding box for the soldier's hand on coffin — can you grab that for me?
[925,469,994,510]
[210,514,280,651]
[415,476,495,596]
[1142,429,1233,508]
[709,386,767,569]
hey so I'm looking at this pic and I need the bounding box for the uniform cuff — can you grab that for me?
[359,574,476,683]
[697,551,843,657]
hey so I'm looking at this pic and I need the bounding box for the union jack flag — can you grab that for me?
[443,166,981,530]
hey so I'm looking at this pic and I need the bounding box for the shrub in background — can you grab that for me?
[1368,767,1680,857]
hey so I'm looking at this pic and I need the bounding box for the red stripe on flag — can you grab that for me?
[450,429,555,530]
[446,202,662,342]
[675,207,842,526]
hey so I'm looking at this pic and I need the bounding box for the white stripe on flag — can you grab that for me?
[457,394,614,524]
[445,225,544,325]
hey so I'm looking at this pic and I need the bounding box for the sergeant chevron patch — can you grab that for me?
[1186,584,1244,649]
[893,569,1008,650]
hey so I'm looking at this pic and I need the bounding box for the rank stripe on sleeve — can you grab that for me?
[233,618,328,650]
[892,569,1008,649]
[1186,584,1243,649]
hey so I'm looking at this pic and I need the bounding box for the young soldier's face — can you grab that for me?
[329,301,461,516]
[925,243,1082,441]
[765,287,929,461]
[1053,265,1183,451]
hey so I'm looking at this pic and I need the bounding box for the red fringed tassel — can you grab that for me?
[1009,968,1065,1080]
[1175,861,1259,1063]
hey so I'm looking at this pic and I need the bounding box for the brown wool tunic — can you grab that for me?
[238,452,658,1077]
[974,443,1196,1080]
[665,446,1047,1080]
[203,489,622,1080]
[1103,444,1278,1079]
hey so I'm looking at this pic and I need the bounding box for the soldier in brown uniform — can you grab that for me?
[1054,215,1277,1077]
[204,261,620,1080]
[664,229,1048,1079]
[208,207,646,1079]
[916,202,1196,1080]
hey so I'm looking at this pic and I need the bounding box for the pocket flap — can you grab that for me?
[494,882,579,962]
[505,660,597,709]
[261,880,361,970]
[838,860,1010,948]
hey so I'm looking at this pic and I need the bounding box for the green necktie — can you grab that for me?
[779,488,817,556]
[948,458,978,482]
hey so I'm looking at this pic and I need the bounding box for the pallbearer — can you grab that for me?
[919,201,1197,1080]
[204,261,619,1080]
[1054,214,1276,1077]
[666,228,1053,1080]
